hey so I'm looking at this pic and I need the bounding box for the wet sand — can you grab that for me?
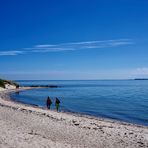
[0,88,148,148]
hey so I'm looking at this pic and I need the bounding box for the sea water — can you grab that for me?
[11,80,148,125]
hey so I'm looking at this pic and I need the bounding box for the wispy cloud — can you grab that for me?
[34,39,133,51]
[0,51,25,56]
[132,67,148,75]
[0,39,133,56]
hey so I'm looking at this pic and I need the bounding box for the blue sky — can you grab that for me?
[0,0,148,80]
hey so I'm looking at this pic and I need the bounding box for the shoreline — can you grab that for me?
[4,87,146,127]
[8,87,148,127]
[0,87,148,147]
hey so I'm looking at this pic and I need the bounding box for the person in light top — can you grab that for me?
[55,97,60,112]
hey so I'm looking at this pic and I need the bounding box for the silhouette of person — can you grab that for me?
[46,96,52,109]
[55,97,60,112]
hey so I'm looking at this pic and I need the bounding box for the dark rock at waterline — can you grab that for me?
[30,85,60,88]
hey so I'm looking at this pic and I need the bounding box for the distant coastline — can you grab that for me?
[134,78,148,80]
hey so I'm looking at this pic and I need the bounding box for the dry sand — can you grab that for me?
[0,88,148,148]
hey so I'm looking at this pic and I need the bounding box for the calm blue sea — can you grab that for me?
[11,80,148,126]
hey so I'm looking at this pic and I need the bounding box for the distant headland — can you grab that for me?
[0,78,60,89]
[134,78,148,80]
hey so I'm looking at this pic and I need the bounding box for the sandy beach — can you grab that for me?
[0,88,148,148]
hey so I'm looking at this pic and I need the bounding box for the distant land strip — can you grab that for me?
[134,78,148,80]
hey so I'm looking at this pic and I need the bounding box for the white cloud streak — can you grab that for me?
[0,51,25,56]
[0,39,133,56]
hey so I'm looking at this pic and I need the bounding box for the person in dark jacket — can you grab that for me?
[46,96,52,109]
[55,97,60,112]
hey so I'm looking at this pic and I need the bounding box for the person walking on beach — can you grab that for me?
[55,97,60,112]
[46,96,52,109]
